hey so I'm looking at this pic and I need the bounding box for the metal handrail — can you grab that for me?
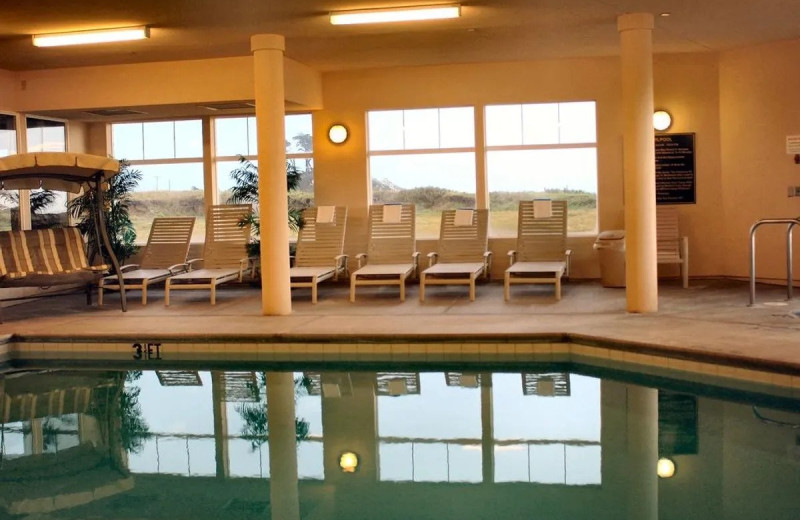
[748,217,800,305]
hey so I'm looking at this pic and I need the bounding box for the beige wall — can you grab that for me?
[0,69,16,111]
[720,39,800,283]
[314,54,723,279]
[11,56,321,113]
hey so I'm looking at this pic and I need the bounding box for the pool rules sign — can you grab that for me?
[655,133,696,204]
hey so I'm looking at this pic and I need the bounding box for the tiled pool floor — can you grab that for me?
[1,278,799,370]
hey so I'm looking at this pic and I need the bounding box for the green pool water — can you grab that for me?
[1,364,798,519]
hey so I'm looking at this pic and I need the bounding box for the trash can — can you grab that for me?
[593,230,626,287]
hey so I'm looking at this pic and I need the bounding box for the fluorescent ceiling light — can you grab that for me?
[330,4,460,25]
[32,26,150,47]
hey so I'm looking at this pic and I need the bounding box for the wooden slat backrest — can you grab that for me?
[295,206,347,268]
[140,217,196,269]
[203,204,252,269]
[0,227,92,278]
[656,206,681,260]
[436,209,488,263]
[366,204,416,264]
[516,200,568,262]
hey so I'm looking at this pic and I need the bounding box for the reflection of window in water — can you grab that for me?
[125,370,324,479]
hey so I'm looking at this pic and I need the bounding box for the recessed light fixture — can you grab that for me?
[659,12,671,17]
[339,451,359,473]
[32,26,150,47]
[330,4,461,25]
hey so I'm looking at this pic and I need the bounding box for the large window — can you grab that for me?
[0,114,17,231]
[112,120,205,242]
[367,107,476,239]
[27,117,68,229]
[485,101,597,235]
[214,114,314,213]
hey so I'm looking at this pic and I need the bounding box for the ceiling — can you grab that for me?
[1,0,799,73]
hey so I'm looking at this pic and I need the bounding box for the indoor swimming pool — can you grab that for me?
[1,356,799,519]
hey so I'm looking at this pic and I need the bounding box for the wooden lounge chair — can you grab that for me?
[98,217,195,305]
[419,209,491,302]
[290,206,348,303]
[350,204,419,302]
[657,206,689,288]
[164,204,252,305]
[505,200,571,300]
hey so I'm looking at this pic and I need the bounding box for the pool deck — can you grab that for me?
[1,278,799,372]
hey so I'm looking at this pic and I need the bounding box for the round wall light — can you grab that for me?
[653,110,672,132]
[657,457,676,478]
[328,123,349,145]
[339,451,359,473]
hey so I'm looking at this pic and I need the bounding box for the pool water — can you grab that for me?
[1,366,798,519]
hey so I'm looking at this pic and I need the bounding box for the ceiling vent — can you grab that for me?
[198,102,255,111]
[84,108,148,117]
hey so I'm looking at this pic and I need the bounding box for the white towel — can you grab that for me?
[316,205,335,224]
[454,209,474,227]
[382,204,403,224]
[533,199,552,218]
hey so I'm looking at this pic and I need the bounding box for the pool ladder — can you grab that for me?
[748,217,800,305]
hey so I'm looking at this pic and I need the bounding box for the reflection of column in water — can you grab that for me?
[480,372,494,484]
[210,372,229,478]
[267,372,300,520]
[626,384,658,520]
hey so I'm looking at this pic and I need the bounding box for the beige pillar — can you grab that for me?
[266,372,300,519]
[618,13,658,313]
[251,34,292,315]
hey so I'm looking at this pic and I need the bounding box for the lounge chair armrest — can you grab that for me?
[237,257,250,282]
[334,254,349,280]
[167,263,188,275]
[507,249,517,266]
[564,249,573,278]
[355,253,367,269]
[120,264,140,273]
[87,264,110,273]
[412,251,421,277]
[186,258,203,271]
[427,251,438,267]
[483,251,493,278]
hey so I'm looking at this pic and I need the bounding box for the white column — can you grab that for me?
[251,34,292,315]
[618,13,658,313]
[266,372,300,519]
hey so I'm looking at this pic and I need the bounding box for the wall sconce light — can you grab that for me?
[32,26,150,47]
[328,123,349,145]
[657,457,676,478]
[653,110,673,132]
[339,451,359,473]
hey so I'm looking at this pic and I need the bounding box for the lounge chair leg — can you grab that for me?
[469,273,476,302]
[311,276,318,304]
[210,285,216,305]
[399,277,405,302]
[350,276,356,302]
[419,274,426,302]
[504,273,510,301]
[555,277,561,300]
[164,280,171,306]
[98,284,104,307]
